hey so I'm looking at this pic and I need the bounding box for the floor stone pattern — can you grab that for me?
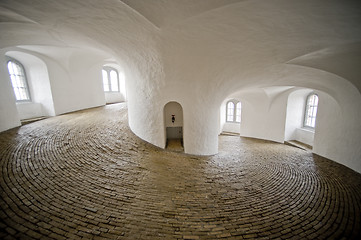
[0,103,360,239]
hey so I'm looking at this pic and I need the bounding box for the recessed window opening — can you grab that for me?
[226,100,241,123]
[7,59,31,102]
[102,67,119,92]
[304,93,318,129]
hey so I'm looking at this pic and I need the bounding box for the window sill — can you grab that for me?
[16,101,32,104]
[300,127,315,133]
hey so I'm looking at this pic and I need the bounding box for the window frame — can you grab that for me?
[303,93,318,129]
[7,58,31,102]
[226,100,241,123]
[102,66,119,93]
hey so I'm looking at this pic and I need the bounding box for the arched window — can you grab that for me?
[235,102,241,122]
[7,59,31,101]
[226,100,241,123]
[304,93,318,128]
[226,101,234,122]
[102,67,119,92]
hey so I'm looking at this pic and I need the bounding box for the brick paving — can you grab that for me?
[0,103,360,239]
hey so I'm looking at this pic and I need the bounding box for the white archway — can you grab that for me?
[220,99,241,135]
[163,101,184,152]
[102,62,126,104]
[284,88,314,146]
[5,50,55,120]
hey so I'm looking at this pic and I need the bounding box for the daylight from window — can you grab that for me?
[304,94,318,128]
[7,60,30,101]
[102,67,119,92]
[226,100,241,123]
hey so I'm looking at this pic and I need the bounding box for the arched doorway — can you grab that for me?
[164,101,183,152]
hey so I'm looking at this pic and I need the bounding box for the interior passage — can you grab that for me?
[0,103,360,239]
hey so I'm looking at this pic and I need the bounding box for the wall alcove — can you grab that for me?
[163,101,184,152]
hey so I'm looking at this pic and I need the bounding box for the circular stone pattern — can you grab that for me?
[0,103,360,239]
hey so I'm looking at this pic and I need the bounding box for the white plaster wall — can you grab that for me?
[25,59,55,117]
[0,52,21,131]
[295,128,314,146]
[105,93,125,104]
[313,88,361,173]
[15,103,42,120]
[223,123,240,134]
[44,50,106,115]
[285,90,307,141]
[183,103,219,155]
[238,89,288,143]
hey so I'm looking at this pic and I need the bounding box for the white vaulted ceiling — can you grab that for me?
[121,0,245,28]
[1,0,360,95]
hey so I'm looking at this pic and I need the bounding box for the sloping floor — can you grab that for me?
[285,140,313,152]
[166,139,184,153]
[0,103,360,239]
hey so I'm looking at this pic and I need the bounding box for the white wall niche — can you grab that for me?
[102,62,126,104]
[163,101,184,148]
[5,50,55,120]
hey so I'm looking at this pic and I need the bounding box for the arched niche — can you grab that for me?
[163,101,184,152]
[102,62,126,104]
[219,98,242,135]
[284,88,314,146]
[5,50,55,119]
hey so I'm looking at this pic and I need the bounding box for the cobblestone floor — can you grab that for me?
[1,103,360,240]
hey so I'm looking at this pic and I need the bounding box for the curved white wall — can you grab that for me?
[0,50,20,131]
[313,87,361,173]
[234,88,289,143]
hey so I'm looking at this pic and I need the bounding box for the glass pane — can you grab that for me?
[235,102,241,122]
[227,102,234,110]
[20,88,26,100]
[314,95,319,105]
[227,102,234,122]
[7,60,30,101]
[227,114,234,122]
[102,70,109,91]
[7,62,14,75]
[110,70,119,91]
[304,94,318,128]
[14,88,20,100]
